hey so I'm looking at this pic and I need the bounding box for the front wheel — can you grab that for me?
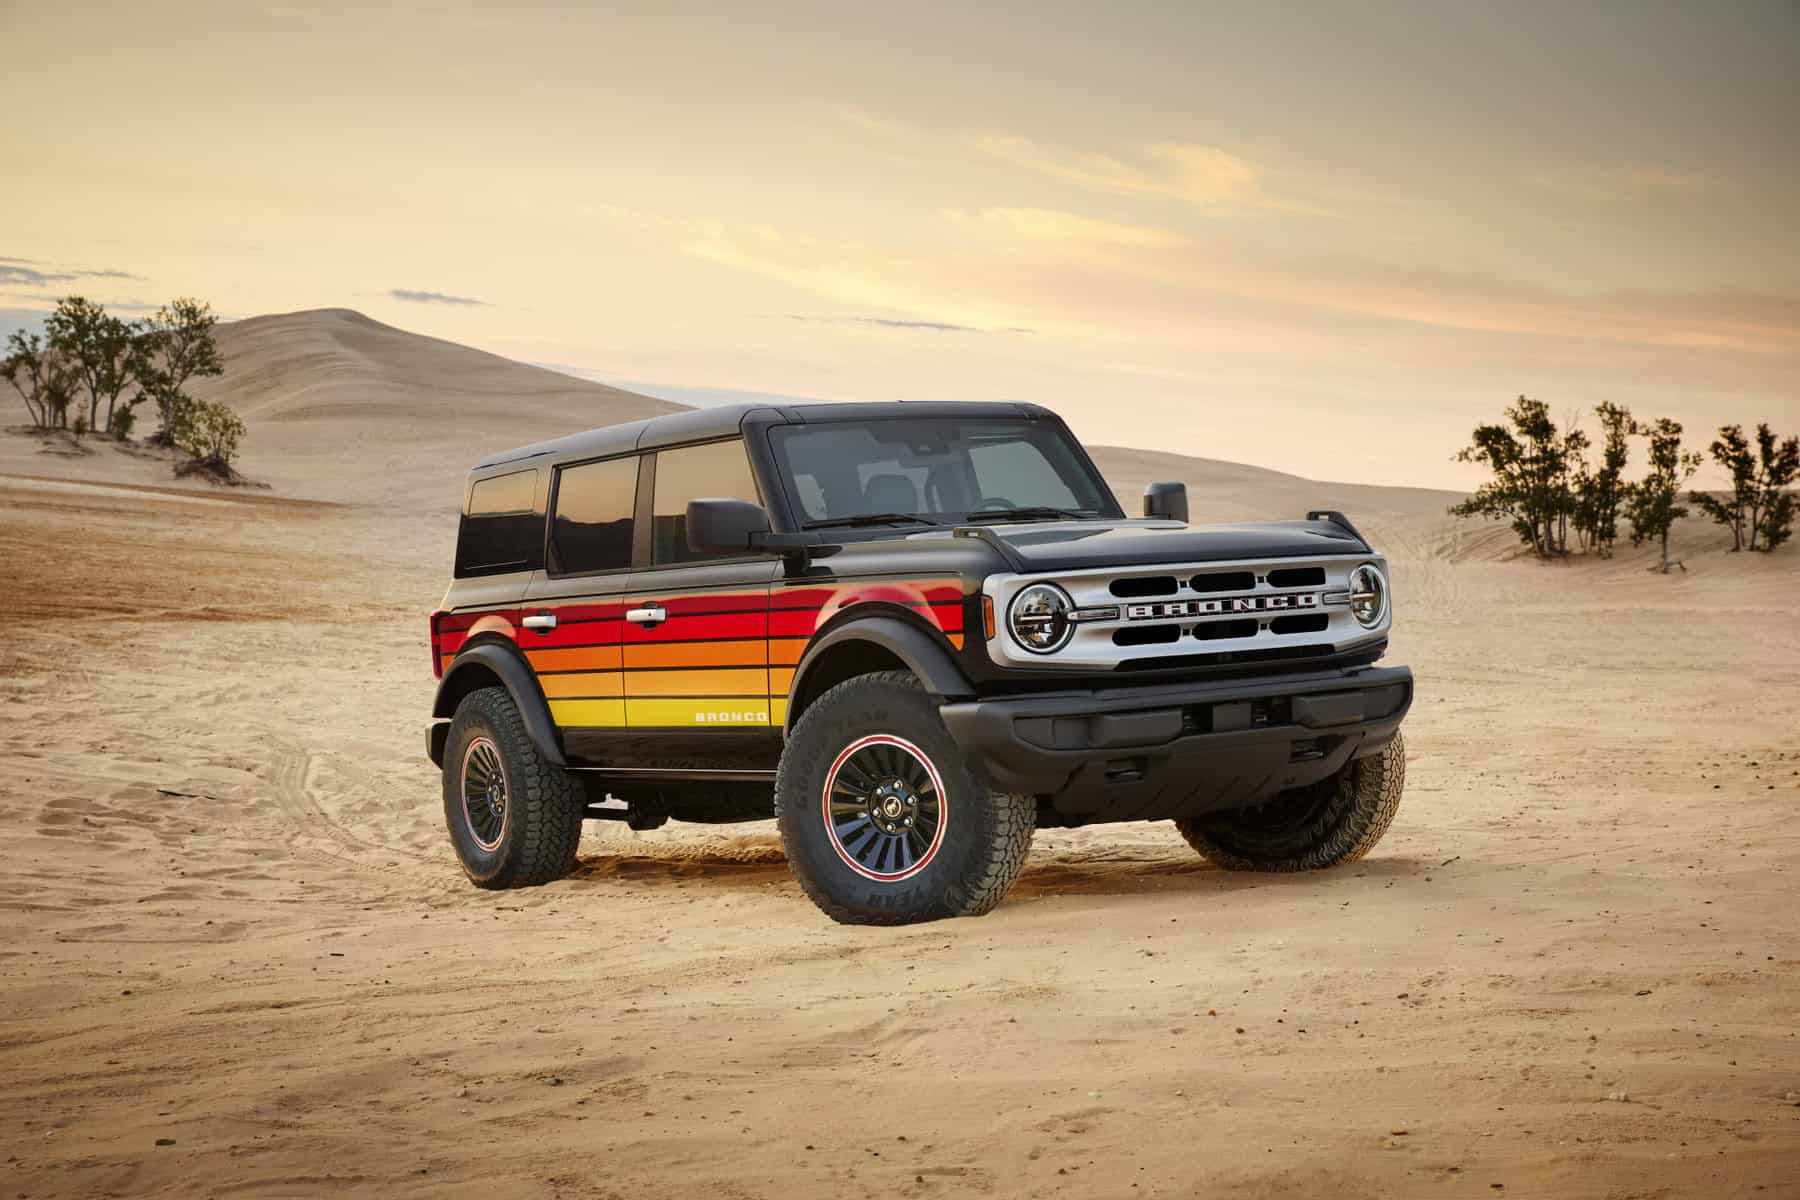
[776,671,1034,925]
[1176,732,1406,871]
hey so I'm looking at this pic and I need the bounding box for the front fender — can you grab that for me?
[786,614,975,734]
[431,640,566,768]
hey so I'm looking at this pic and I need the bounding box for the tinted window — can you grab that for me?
[551,456,639,574]
[652,439,760,564]
[968,439,1081,508]
[769,418,1114,523]
[455,469,541,576]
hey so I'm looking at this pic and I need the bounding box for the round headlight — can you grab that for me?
[1348,563,1387,628]
[1009,583,1074,653]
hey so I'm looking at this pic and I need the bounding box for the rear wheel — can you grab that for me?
[1175,732,1406,871]
[776,671,1034,925]
[442,686,585,888]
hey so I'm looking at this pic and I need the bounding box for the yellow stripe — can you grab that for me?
[548,698,627,726]
[625,698,773,726]
[626,668,768,698]
[539,672,623,699]
[769,698,788,725]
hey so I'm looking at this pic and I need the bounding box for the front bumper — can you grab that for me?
[938,665,1412,824]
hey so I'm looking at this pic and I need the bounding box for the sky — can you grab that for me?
[3,0,1797,488]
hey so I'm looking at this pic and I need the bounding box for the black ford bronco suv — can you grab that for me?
[427,402,1411,924]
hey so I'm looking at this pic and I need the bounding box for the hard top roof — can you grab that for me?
[473,400,1056,472]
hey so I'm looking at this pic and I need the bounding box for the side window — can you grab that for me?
[550,456,639,575]
[455,469,540,577]
[652,439,760,564]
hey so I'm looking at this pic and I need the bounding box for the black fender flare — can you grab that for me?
[431,640,567,768]
[785,614,976,734]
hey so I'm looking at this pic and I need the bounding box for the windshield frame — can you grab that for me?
[761,412,1125,531]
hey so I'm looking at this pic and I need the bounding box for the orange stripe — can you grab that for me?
[768,638,806,666]
[625,667,768,698]
[539,672,623,699]
[768,666,795,695]
[947,633,963,650]
[526,645,623,672]
[624,639,766,669]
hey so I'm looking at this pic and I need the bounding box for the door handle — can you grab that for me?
[625,605,665,625]
[521,613,557,632]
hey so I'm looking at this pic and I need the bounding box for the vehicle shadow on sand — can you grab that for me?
[1011,850,1434,898]
[564,832,1439,902]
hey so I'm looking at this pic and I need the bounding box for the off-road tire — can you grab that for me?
[443,686,585,888]
[1175,732,1406,872]
[776,671,1034,925]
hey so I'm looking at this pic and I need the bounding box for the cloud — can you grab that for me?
[972,135,1259,207]
[945,207,1189,249]
[0,259,143,287]
[676,211,1800,362]
[389,288,487,306]
[838,108,1346,219]
[769,313,1032,335]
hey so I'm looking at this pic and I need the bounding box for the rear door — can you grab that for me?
[619,437,779,768]
[519,453,640,752]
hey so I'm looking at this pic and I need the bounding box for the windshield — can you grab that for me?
[769,416,1119,527]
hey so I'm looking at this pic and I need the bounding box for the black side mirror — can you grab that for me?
[686,498,771,555]
[1143,481,1189,523]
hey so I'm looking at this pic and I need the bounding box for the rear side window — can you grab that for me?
[551,456,639,575]
[455,469,542,577]
[652,439,760,564]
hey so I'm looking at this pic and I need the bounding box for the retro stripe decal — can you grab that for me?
[445,577,971,731]
[548,698,627,726]
[538,672,624,699]
[626,698,772,726]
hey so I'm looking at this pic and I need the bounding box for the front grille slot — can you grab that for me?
[1190,570,1256,593]
[1270,613,1330,635]
[1267,566,1326,588]
[1113,625,1181,647]
[1119,644,1339,671]
[1193,617,1258,641]
[1110,575,1178,598]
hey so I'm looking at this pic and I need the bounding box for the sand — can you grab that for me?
[2,310,1797,1198]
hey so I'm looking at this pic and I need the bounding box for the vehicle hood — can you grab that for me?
[968,517,1367,571]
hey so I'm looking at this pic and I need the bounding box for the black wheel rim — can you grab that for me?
[822,734,947,882]
[460,736,508,852]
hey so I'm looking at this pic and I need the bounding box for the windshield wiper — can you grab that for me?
[964,506,1091,524]
[804,512,944,530]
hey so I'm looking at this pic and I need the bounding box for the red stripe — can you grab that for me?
[623,611,767,643]
[635,591,767,616]
[519,618,623,649]
[542,601,626,623]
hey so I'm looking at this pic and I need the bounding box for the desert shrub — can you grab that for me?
[172,397,245,467]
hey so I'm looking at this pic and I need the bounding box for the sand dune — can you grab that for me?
[2,311,1797,1198]
[188,308,681,504]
